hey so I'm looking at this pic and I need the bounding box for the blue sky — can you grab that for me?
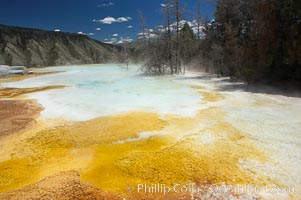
[0,0,216,43]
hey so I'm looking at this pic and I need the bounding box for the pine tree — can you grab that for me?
[179,22,197,74]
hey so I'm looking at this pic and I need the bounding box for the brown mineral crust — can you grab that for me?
[0,170,121,200]
[0,99,43,138]
[0,85,66,98]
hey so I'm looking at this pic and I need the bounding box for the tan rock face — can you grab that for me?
[0,24,119,67]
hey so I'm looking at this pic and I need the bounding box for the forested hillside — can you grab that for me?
[205,0,301,84]
[130,0,301,86]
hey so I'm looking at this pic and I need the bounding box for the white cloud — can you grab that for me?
[116,17,131,23]
[112,33,118,37]
[152,20,207,39]
[97,16,116,24]
[127,25,133,28]
[104,37,117,44]
[77,32,93,36]
[94,16,132,24]
[160,3,173,8]
[123,38,133,43]
[137,29,159,40]
[117,37,133,44]
[96,28,101,31]
[155,25,165,33]
[98,2,114,7]
[149,33,158,38]
[104,36,133,44]
[54,29,61,32]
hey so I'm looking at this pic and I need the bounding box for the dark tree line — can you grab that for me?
[204,0,301,84]
[130,0,301,85]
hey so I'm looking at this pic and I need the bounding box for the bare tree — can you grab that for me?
[122,43,129,70]
[179,22,197,75]
[172,0,184,74]
[196,0,202,40]
[138,10,146,42]
[163,0,173,74]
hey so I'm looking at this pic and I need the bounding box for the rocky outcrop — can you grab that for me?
[0,24,120,67]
